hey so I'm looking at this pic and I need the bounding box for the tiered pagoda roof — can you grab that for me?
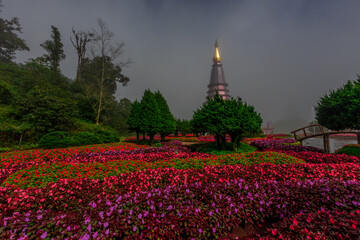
[206,40,230,100]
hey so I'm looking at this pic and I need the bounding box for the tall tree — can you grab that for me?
[127,100,142,141]
[0,1,29,63]
[154,91,176,141]
[91,18,130,125]
[316,79,360,131]
[70,27,94,81]
[40,25,65,72]
[140,90,161,144]
[192,94,262,151]
[79,56,128,123]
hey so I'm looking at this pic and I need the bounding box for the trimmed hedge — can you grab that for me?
[38,130,120,149]
[335,144,360,158]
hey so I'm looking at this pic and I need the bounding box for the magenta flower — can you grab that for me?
[133,225,137,232]
[40,232,47,239]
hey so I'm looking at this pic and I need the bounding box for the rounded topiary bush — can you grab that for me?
[38,131,74,149]
[335,144,360,157]
[72,132,101,146]
[95,129,120,143]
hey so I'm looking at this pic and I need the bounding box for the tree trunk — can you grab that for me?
[143,133,146,141]
[215,134,221,150]
[161,133,166,142]
[149,133,154,145]
[96,58,105,125]
[136,131,139,141]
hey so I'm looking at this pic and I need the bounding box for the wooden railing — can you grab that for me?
[291,124,360,153]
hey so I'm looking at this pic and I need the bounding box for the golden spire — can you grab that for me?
[213,39,221,64]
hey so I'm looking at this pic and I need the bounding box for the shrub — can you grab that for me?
[38,131,74,149]
[72,132,101,146]
[95,129,120,143]
[335,144,360,157]
[197,142,257,155]
[38,130,120,149]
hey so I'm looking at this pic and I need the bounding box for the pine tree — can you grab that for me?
[127,100,142,141]
[139,90,161,143]
[154,91,176,141]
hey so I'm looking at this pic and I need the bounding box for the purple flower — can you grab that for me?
[104,222,109,228]
[129,210,133,215]
[40,232,47,239]
[211,202,215,207]
[25,217,30,223]
[133,225,137,232]
[105,229,109,235]
[37,215,43,220]
[167,205,173,210]
[87,224,92,232]
[92,232,98,238]
[212,228,216,233]
[138,213,142,219]
[209,211,213,216]
[80,234,90,240]
[99,211,104,219]
[67,226,71,231]
[199,228,202,233]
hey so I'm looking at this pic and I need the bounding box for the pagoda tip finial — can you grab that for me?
[213,39,221,63]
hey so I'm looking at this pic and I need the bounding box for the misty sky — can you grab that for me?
[3,0,360,130]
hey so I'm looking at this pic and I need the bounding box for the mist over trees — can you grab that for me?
[0,1,132,148]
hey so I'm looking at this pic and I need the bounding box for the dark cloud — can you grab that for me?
[3,0,360,132]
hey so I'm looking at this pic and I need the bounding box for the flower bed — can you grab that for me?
[1,139,359,239]
[1,164,359,239]
[2,151,301,189]
[250,138,323,152]
[0,143,147,185]
[274,150,360,164]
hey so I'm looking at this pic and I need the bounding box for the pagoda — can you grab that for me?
[206,40,230,100]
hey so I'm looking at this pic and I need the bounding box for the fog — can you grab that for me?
[3,0,360,133]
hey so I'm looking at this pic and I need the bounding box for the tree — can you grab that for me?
[70,27,95,81]
[127,100,142,141]
[176,119,192,136]
[139,90,161,144]
[91,18,130,125]
[17,87,75,137]
[316,79,360,131]
[154,91,176,141]
[40,25,65,72]
[78,56,128,123]
[0,1,29,63]
[192,94,262,151]
[106,98,132,135]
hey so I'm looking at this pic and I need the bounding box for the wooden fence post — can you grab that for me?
[323,134,330,153]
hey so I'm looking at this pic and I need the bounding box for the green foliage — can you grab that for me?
[17,87,76,137]
[94,129,120,143]
[0,4,29,63]
[139,90,161,142]
[127,100,142,140]
[335,144,360,157]
[154,91,176,141]
[106,98,132,135]
[175,119,192,136]
[38,130,120,149]
[316,79,360,131]
[197,142,257,155]
[38,131,73,149]
[0,82,12,104]
[192,94,262,151]
[40,25,65,72]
